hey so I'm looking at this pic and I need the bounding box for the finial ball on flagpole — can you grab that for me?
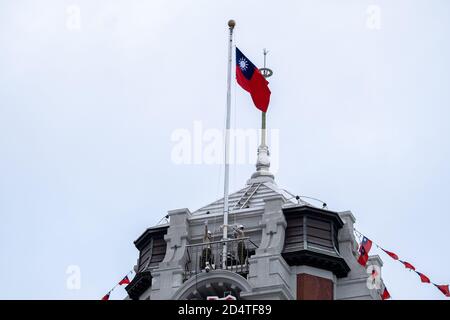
[228,20,235,29]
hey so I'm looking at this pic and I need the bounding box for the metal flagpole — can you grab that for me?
[260,48,272,146]
[222,19,235,269]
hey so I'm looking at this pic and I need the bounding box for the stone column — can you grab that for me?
[150,208,190,300]
[335,210,383,300]
[241,195,294,300]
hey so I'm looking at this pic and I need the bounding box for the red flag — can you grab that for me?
[357,253,369,267]
[236,48,271,113]
[416,272,431,284]
[119,275,130,286]
[381,287,391,300]
[382,249,399,260]
[357,236,372,267]
[101,292,110,300]
[400,260,415,271]
[435,284,450,297]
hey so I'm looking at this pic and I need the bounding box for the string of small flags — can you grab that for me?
[354,229,450,299]
[101,270,134,300]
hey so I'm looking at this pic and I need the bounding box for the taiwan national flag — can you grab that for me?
[119,275,130,285]
[415,271,431,284]
[381,287,391,300]
[357,236,373,267]
[236,47,271,113]
[382,248,399,260]
[399,260,415,271]
[101,292,110,301]
[435,284,450,297]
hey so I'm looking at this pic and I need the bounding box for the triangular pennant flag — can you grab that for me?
[381,287,391,300]
[382,248,399,260]
[101,292,110,300]
[415,271,431,284]
[119,275,130,286]
[399,260,415,271]
[435,284,450,297]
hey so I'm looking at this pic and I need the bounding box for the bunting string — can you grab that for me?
[101,270,134,300]
[101,230,449,300]
[354,228,450,299]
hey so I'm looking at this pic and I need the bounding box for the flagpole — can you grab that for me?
[222,19,235,269]
[261,112,266,146]
[261,48,270,146]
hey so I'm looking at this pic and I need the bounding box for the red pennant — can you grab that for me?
[400,260,415,271]
[382,249,399,260]
[381,288,391,300]
[101,292,110,300]
[119,275,130,286]
[416,272,431,284]
[435,284,450,297]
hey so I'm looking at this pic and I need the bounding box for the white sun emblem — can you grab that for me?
[239,57,248,71]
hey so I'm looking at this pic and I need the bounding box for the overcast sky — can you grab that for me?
[1,0,449,299]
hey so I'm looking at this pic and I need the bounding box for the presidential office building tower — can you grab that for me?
[124,145,385,300]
